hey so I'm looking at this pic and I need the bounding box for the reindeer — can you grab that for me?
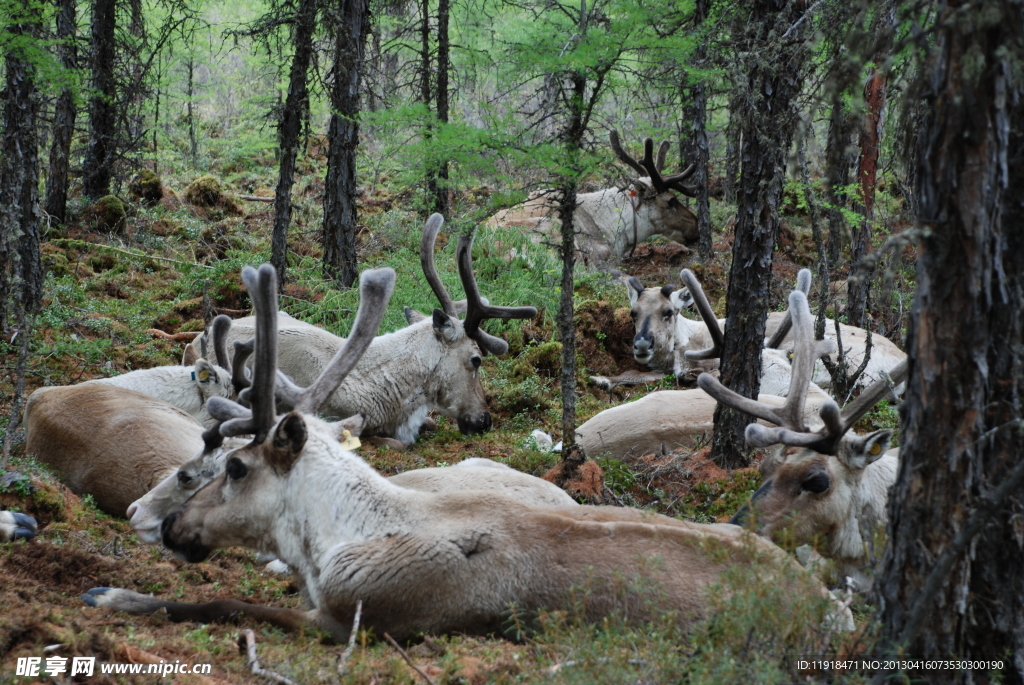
[580,270,838,460]
[699,288,907,589]
[592,269,906,394]
[83,315,240,428]
[1,511,37,542]
[85,265,843,641]
[487,131,698,265]
[183,215,536,446]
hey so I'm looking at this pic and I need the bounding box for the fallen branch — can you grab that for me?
[146,329,202,342]
[336,600,363,676]
[122,644,228,685]
[238,194,275,203]
[238,629,299,685]
[50,238,214,270]
[383,632,436,685]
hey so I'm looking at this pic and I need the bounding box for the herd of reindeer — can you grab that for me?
[0,137,911,643]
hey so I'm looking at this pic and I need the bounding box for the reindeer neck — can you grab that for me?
[270,424,421,580]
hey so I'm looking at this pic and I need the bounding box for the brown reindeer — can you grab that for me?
[85,265,845,640]
[700,288,907,589]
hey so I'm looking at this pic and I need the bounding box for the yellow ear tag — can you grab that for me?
[869,442,882,456]
[339,429,361,451]
[198,369,210,381]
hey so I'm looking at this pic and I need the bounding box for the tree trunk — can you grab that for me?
[187,58,198,165]
[433,0,450,215]
[81,0,118,199]
[681,0,711,259]
[270,0,318,288]
[710,0,806,469]
[873,4,1024,681]
[44,0,78,226]
[0,1,44,330]
[322,0,370,289]
[557,70,587,447]
[818,100,852,340]
[846,68,886,330]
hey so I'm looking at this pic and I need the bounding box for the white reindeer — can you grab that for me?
[702,288,907,589]
[83,315,241,428]
[487,131,699,265]
[86,264,844,640]
[592,269,906,394]
[183,215,536,446]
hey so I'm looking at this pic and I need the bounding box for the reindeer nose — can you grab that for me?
[457,412,492,435]
[633,333,654,358]
[126,503,138,520]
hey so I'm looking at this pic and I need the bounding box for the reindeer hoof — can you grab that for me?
[2,511,37,542]
[589,376,612,390]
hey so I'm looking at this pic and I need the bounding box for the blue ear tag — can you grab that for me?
[191,371,196,381]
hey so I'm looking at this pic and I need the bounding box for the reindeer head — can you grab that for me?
[408,214,537,435]
[162,265,395,562]
[609,130,698,245]
[626,276,693,370]
[699,286,906,562]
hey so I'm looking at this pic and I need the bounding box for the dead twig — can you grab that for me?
[238,194,275,203]
[238,629,299,685]
[383,633,436,685]
[336,600,363,676]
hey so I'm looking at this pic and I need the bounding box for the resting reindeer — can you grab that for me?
[183,215,536,446]
[700,288,907,590]
[593,269,906,394]
[578,270,836,460]
[85,265,842,641]
[487,131,698,265]
[83,315,239,428]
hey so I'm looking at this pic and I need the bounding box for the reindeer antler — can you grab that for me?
[421,213,458,317]
[699,289,835,436]
[275,268,396,414]
[609,130,697,197]
[764,269,812,350]
[230,338,254,399]
[680,269,724,361]
[210,315,232,371]
[457,234,538,356]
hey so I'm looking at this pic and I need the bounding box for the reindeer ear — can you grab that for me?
[405,306,427,325]
[669,288,693,310]
[432,308,458,342]
[325,413,366,448]
[838,429,891,470]
[194,359,216,384]
[266,413,307,473]
[627,277,644,306]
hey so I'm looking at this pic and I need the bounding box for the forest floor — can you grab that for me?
[0,165,906,683]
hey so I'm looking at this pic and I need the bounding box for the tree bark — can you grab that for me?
[557,70,587,447]
[44,0,78,226]
[874,3,1024,681]
[322,0,370,288]
[81,0,118,199]
[710,0,806,469]
[681,0,711,259]
[270,0,318,288]
[846,68,886,330]
[0,1,44,329]
[433,0,450,215]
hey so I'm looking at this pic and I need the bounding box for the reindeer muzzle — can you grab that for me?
[457,412,492,435]
[162,512,214,563]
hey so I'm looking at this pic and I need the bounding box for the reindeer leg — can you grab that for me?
[82,588,318,633]
[589,371,665,390]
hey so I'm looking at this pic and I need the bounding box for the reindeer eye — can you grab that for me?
[629,310,637,320]
[177,471,194,486]
[801,472,830,494]
[663,310,674,319]
[226,458,248,481]
[470,355,482,369]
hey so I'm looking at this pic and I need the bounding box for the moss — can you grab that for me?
[184,175,244,217]
[128,169,163,206]
[85,195,127,233]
